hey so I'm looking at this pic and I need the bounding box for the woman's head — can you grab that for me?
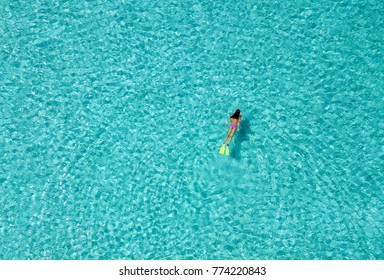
[231,109,241,119]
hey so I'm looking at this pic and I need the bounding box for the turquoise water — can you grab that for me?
[1,0,383,259]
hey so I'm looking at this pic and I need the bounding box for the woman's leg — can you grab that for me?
[227,129,236,144]
[223,127,233,143]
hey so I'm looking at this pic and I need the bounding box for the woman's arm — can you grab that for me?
[237,115,242,129]
[227,113,233,125]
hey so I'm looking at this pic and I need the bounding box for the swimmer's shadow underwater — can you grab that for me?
[230,118,250,159]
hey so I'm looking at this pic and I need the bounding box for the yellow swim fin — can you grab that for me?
[219,144,226,154]
[219,144,229,155]
[225,145,230,156]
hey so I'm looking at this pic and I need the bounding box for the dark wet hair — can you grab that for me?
[231,109,241,119]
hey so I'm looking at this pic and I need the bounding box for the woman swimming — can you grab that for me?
[223,109,241,146]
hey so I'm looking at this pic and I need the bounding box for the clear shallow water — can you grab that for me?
[1,0,383,259]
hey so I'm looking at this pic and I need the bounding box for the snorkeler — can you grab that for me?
[223,109,241,146]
